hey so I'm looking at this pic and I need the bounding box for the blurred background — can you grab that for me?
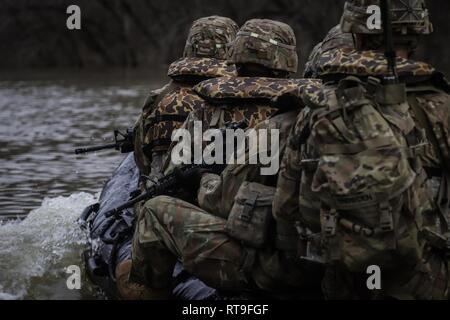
[0,0,449,75]
[0,0,448,300]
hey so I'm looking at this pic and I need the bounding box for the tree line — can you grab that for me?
[0,0,448,76]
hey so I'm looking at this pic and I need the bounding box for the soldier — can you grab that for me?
[114,16,238,299]
[163,18,305,170]
[118,19,325,299]
[303,24,354,79]
[133,16,239,178]
[274,0,450,299]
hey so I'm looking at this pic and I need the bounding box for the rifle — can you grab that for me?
[103,163,224,219]
[101,119,247,219]
[380,0,399,84]
[75,128,134,155]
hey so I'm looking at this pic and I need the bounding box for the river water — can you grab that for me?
[0,71,164,299]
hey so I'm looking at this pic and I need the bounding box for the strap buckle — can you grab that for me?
[379,202,394,232]
[323,208,338,237]
[239,193,258,223]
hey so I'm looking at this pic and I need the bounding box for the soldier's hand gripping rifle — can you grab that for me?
[102,163,223,219]
[74,128,134,155]
[100,119,248,219]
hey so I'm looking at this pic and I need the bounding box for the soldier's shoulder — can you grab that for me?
[149,82,172,98]
[156,84,205,114]
[193,76,316,102]
[316,48,435,78]
[276,78,332,111]
[142,83,171,111]
[168,57,236,79]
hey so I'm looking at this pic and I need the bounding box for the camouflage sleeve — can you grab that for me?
[163,107,204,175]
[142,84,170,116]
[273,109,309,223]
[133,114,148,175]
[133,84,170,175]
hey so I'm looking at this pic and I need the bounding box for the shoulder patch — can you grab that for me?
[316,48,435,78]
[168,57,236,79]
[193,77,313,102]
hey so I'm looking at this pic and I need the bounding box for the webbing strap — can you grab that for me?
[331,116,357,143]
[379,202,392,230]
[209,108,224,128]
[146,114,188,127]
[320,136,394,155]
[320,206,340,261]
[240,193,258,223]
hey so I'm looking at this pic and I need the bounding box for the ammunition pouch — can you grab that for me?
[225,182,274,248]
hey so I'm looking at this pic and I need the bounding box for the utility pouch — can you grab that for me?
[225,182,274,248]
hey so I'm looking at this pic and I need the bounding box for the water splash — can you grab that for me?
[0,192,98,300]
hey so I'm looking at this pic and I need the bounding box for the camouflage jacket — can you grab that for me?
[311,48,450,175]
[274,55,450,231]
[272,74,450,299]
[133,84,170,175]
[133,57,236,176]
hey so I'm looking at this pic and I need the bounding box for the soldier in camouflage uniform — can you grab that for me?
[133,16,238,178]
[122,19,325,299]
[162,18,304,176]
[116,16,238,299]
[274,0,450,299]
[303,24,354,79]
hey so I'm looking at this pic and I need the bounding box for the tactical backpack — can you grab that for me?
[301,76,440,275]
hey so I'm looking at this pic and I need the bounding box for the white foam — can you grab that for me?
[0,192,97,300]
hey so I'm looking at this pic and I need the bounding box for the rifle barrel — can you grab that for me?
[103,189,154,218]
[74,143,118,155]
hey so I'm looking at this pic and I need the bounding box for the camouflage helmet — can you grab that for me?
[183,16,239,60]
[304,25,354,77]
[228,19,298,73]
[340,0,433,35]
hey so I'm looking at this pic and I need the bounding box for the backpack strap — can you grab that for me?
[209,108,225,129]
[320,206,340,262]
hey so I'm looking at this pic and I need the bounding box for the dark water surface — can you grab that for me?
[0,70,164,299]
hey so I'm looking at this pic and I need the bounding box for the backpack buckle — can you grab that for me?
[379,202,394,232]
[239,193,258,223]
[323,208,338,237]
